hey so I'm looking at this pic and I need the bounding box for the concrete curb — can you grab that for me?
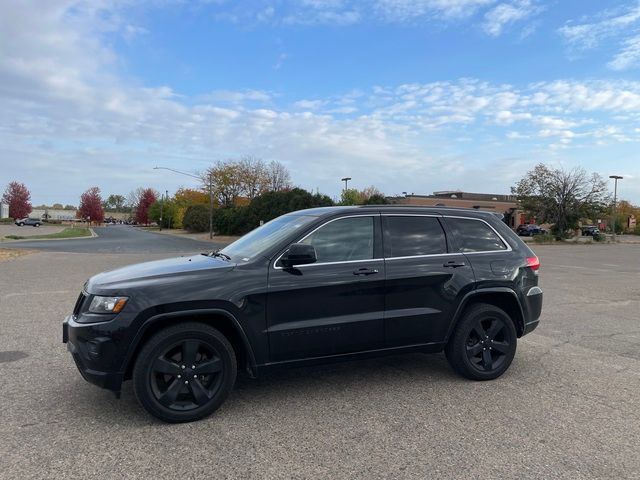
[0,227,98,243]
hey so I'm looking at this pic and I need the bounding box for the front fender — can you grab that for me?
[122,307,258,378]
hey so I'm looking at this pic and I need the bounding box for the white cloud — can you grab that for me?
[2,1,640,203]
[608,34,640,70]
[559,2,640,71]
[483,0,540,36]
[374,0,496,21]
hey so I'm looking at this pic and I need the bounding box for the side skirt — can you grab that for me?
[255,342,445,375]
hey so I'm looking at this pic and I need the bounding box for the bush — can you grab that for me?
[593,233,606,242]
[44,219,62,224]
[532,233,555,244]
[182,204,210,232]
[248,188,333,224]
[212,207,256,235]
[0,217,14,224]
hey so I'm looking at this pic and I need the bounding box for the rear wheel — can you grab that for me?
[445,303,517,381]
[133,322,236,423]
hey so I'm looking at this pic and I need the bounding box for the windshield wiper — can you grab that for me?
[202,250,231,261]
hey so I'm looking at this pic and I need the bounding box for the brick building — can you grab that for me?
[387,191,527,229]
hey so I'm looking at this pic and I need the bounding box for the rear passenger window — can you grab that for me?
[385,216,447,257]
[446,218,507,252]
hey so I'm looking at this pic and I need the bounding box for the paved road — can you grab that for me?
[2,225,221,254]
[0,245,638,479]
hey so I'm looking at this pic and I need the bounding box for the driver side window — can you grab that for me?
[300,216,374,264]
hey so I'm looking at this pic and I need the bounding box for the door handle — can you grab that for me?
[443,261,466,268]
[353,267,379,276]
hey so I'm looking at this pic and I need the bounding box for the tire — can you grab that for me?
[445,303,517,381]
[34,223,40,227]
[133,322,237,423]
[18,223,24,226]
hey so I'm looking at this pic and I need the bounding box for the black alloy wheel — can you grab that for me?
[133,323,236,423]
[445,303,517,381]
[464,316,511,373]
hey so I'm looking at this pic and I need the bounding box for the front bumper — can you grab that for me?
[63,315,124,392]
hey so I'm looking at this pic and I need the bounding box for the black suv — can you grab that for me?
[63,206,542,422]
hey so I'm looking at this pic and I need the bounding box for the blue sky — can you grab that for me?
[1,0,640,204]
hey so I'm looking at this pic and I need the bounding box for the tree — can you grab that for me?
[78,187,104,224]
[340,186,387,205]
[204,157,293,206]
[238,155,269,199]
[266,160,292,192]
[135,188,158,225]
[2,181,32,219]
[104,194,126,212]
[247,188,333,227]
[172,188,210,229]
[52,203,63,209]
[149,199,177,229]
[174,188,209,205]
[512,164,609,237]
[183,204,210,232]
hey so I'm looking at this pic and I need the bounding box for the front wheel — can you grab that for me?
[133,322,237,423]
[445,303,517,381]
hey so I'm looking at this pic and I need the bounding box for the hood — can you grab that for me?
[86,254,235,293]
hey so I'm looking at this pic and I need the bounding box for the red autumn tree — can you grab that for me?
[78,187,105,224]
[135,188,157,225]
[2,181,32,219]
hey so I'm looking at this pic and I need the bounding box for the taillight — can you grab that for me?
[526,256,540,271]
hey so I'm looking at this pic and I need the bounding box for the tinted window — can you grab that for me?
[386,216,447,257]
[221,214,317,261]
[301,216,374,263]
[446,218,507,252]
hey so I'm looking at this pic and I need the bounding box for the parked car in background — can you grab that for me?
[14,218,41,227]
[581,226,600,236]
[63,206,543,423]
[516,224,546,236]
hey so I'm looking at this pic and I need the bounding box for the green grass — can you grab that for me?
[4,227,91,240]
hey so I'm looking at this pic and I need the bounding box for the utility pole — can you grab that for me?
[166,190,170,229]
[159,193,163,231]
[341,177,352,191]
[609,175,623,242]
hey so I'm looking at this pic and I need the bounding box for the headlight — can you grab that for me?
[88,296,128,314]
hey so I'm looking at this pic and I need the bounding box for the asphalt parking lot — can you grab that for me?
[0,236,639,479]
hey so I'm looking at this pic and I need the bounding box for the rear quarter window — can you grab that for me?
[445,217,507,253]
[384,216,447,257]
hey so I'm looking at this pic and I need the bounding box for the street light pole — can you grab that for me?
[341,177,352,191]
[208,172,213,240]
[609,175,623,242]
[153,166,215,239]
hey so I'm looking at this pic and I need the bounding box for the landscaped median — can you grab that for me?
[1,227,93,241]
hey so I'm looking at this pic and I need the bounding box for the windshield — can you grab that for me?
[220,214,317,262]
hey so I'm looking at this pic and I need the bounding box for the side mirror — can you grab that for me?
[280,243,317,268]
